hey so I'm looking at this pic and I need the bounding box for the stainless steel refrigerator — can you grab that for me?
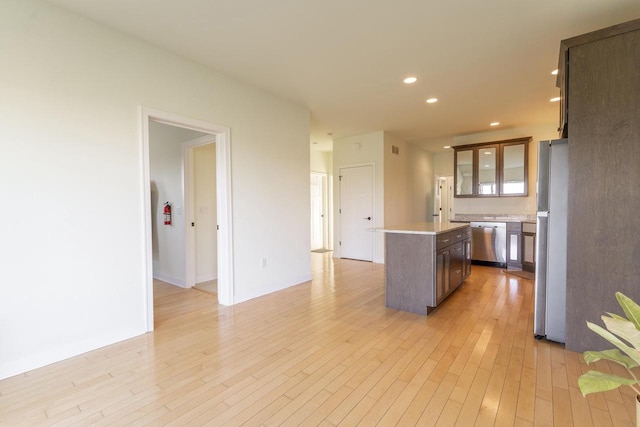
[534,139,568,343]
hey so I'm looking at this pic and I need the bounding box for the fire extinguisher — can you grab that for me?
[163,202,172,225]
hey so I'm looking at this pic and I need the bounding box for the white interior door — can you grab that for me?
[339,165,373,261]
[437,176,454,222]
[444,176,454,222]
[435,176,454,223]
[310,173,325,250]
[434,178,443,222]
[193,144,217,285]
[183,136,216,288]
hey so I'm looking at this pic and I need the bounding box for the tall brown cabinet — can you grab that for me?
[561,19,640,352]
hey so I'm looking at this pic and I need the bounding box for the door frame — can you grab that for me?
[141,107,234,332]
[183,135,217,289]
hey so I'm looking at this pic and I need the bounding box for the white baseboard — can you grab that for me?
[153,272,186,288]
[234,273,312,304]
[196,273,217,284]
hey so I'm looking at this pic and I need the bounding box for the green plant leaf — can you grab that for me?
[586,321,640,365]
[608,312,627,321]
[602,315,640,350]
[578,370,639,397]
[584,349,639,369]
[617,292,640,331]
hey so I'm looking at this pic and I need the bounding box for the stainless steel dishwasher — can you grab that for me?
[470,222,507,267]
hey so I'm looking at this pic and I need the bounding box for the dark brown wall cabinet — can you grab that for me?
[560,19,640,352]
[454,137,530,198]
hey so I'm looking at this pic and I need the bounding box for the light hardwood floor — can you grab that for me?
[0,253,635,426]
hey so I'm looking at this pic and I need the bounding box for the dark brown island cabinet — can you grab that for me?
[382,223,471,315]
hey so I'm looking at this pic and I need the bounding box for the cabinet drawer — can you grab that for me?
[436,231,455,248]
[436,227,469,249]
[522,222,536,233]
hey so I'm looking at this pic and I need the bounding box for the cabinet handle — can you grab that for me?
[456,234,462,238]
[442,239,449,243]
[456,270,461,274]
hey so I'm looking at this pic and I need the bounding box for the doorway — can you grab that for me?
[310,172,327,251]
[183,138,218,294]
[339,165,374,261]
[141,107,234,332]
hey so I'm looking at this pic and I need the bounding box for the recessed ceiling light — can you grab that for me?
[403,76,417,84]
[490,122,500,127]
[426,98,438,104]
[443,145,451,149]
[484,151,492,155]
[550,97,561,102]
[484,164,490,168]
[551,69,559,75]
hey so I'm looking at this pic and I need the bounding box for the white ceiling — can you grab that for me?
[47,0,640,153]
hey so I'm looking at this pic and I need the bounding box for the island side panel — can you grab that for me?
[385,233,436,315]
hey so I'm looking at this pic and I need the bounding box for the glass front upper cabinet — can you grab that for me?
[455,149,474,196]
[501,142,527,195]
[454,137,530,198]
[477,145,498,195]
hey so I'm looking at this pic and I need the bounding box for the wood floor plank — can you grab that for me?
[494,378,520,427]
[552,386,574,426]
[516,367,537,422]
[454,367,492,426]
[0,259,631,426]
[397,378,439,425]
[474,364,507,426]
[533,396,553,427]
[378,358,437,426]
[298,385,353,427]
[417,372,459,427]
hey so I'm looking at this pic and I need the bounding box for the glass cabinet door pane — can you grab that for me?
[509,234,519,261]
[455,149,474,196]
[523,234,535,263]
[502,144,526,195]
[478,147,497,195]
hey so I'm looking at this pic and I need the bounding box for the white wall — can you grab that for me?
[432,124,558,216]
[333,131,385,263]
[194,143,217,283]
[383,132,434,226]
[0,0,310,380]
[310,150,333,174]
[149,122,207,286]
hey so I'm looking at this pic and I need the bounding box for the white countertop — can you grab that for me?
[452,213,537,223]
[378,222,469,235]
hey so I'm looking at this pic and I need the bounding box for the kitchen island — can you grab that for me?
[381,222,471,315]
